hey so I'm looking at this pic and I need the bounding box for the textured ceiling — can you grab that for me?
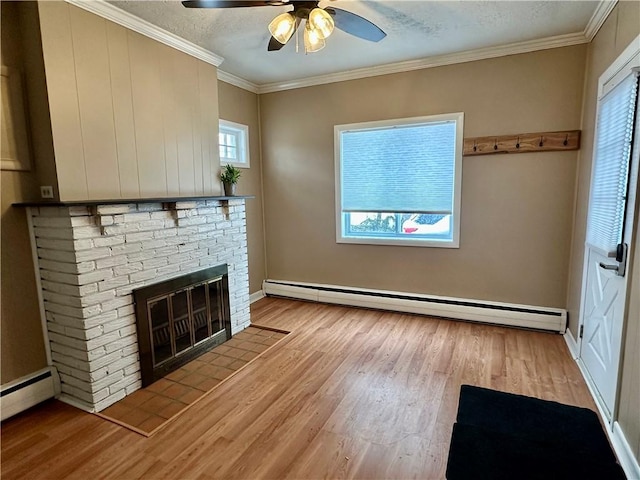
[107,1,600,86]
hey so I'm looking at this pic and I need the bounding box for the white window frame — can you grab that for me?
[334,112,464,248]
[219,119,250,168]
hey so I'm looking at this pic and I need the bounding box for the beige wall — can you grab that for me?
[1,1,50,383]
[217,80,266,295]
[260,45,586,308]
[37,2,221,201]
[565,2,640,463]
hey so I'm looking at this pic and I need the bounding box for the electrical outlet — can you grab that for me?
[40,186,54,199]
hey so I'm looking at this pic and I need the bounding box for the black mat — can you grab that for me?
[446,385,626,480]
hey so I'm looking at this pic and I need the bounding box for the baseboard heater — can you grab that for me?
[263,279,567,333]
[1,367,59,421]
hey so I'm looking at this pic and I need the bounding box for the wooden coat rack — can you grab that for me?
[463,130,580,156]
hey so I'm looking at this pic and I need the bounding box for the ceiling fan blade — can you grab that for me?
[268,36,286,51]
[326,7,386,42]
[182,1,287,8]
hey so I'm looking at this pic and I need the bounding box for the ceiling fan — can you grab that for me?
[182,1,386,53]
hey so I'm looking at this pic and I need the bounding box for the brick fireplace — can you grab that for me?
[26,198,250,412]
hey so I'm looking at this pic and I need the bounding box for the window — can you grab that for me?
[219,119,249,168]
[335,112,463,247]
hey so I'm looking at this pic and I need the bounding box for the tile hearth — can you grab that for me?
[98,326,288,436]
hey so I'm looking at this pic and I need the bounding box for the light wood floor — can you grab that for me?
[1,297,596,479]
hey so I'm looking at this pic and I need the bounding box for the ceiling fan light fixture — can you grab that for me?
[304,22,325,53]
[268,12,296,44]
[308,7,334,39]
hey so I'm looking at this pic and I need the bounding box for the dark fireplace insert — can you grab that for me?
[133,265,231,387]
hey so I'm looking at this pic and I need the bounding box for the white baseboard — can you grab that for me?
[563,328,579,359]
[0,367,59,421]
[249,290,265,304]
[612,421,640,479]
[263,279,567,333]
[569,348,640,478]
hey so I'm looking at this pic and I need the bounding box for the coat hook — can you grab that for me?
[494,139,498,150]
[539,136,544,147]
[563,134,568,146]
[516,136,520,149]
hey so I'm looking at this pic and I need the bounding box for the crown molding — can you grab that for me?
[217,70,259,93]
[257,31,589,94]
[584,0,618,41]
[65,0,224,67]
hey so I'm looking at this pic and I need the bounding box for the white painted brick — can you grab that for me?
[121,247,158,263]
[35,206,68,217]
[98,215,114,226]
[76,247,112,262]
[123,212,151,222]
[94,390,126,412]
[167,252,192,265]
[141,239,167,249]
[124,363,140,376]
[56,363,91,382]
[125,231,154,243]
[122,343,139,356]
[71,226,102,239]
[33,216,72,228]
[142,257,168,269]
[34,227,74,240]
[96,204,137,215]
[102,315,135,334]
[83,310,119,328]
[118,324,137,337]
[110,242,143,255]
[104,352,138,373]
[118,304,135,317]
[125,381,142,395]
[102,224,132,236]
[174,201,199,209]
[92,235,125,247]
[80,290,116,307]
[45,301,101,319]
[40,259,95,275]
[104,334,138,354]
[136,203,164,212]
[155,245,179,256]
[43,291,82,308]
[98,276,131,292]
[137,220,166,231]
[65,324,103,341]
[87,350,123,370]
[150,210,173,220]
[42,281,90,297]
[100,296,133,313]
[52,351,90,371]
[129,269,158,283]
[115,282,144,296]
[156,264,181,277]
[96,255,128,269]
[91,370,125,392]
[154,227,178,238]
[85,331,122,351]
[179,260,200,271]
[38,248,77,263]
[113,262,143,276]
[107,371,139,395]
[50,342,89,361]
[47,322,66,335]
[60,373,91,392]
[47,312,84,328]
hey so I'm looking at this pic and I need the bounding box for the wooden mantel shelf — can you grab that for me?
[13,195,254,208]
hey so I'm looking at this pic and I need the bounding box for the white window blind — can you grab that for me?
[340,121,457,213]
[586,72,639,253]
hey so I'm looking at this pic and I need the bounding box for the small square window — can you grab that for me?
[219,119,249,168]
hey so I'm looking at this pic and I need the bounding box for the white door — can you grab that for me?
[580,66,639,420]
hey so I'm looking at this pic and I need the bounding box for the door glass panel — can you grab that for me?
[192,283,209,343]
[149,297,172,366]
[172,289,192,354]
[208,280,223,334]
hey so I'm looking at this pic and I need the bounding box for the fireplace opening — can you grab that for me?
[134,265,231,387]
